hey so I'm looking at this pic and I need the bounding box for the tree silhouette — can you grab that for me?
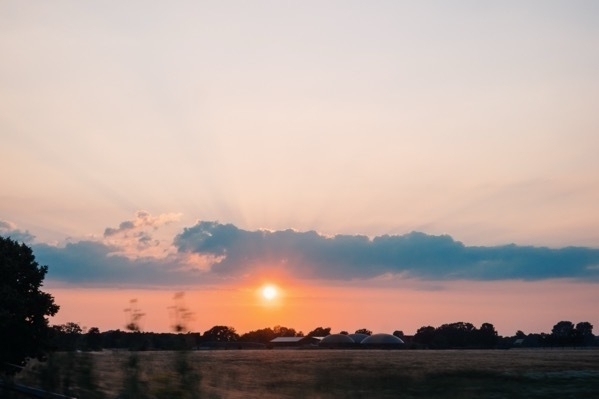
[51,322,84,351]
[476,323,498,348]
[203,326,239,342]
[574,321,594,346]
[437,322,475,348]
[414,326,436,347]
[0,237,59,375]
[239,327,277,343]
[552,321,575,347]
[86,327,102,351]
[307,327,331,337]
[414,322,494,349]
[273,325,298,337]
[355,328,372,336]
[393,330,405,338]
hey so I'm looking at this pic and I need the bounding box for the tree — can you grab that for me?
[574,321,594,346]
[203,326,239,342]
[414,326,436,347]
[435,322,475,348]
[238,327,276,343]
[273,325,298,337]
[575,321,593,337]
[476,323,498,348]
[51,322,84,351]
[0,237,59,375]
[393,330,405,338]
[355,328,372,336]
[307,327,331,337]
[551,321,575,347]
[86,327,103,351]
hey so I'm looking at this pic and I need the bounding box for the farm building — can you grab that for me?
[269,333,406,349]
[270,336,322,348]
[319,334,355,348]
[348,333,369,344]
[361,333,405,348]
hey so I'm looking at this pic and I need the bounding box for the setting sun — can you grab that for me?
[261,285,277,300]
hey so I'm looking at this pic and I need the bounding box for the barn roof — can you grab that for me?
[361,333,405,345]
[270,337,305,343]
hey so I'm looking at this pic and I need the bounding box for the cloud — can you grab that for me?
[33,241,205,287]
[102,211,182,257]
[103,210,181,237]
[0,219,35,243]
[20,220,599,287]
[174,221,599,282]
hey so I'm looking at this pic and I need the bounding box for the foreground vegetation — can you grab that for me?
[11,348,599,399]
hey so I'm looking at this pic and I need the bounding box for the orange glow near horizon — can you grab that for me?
[46,278,599,338]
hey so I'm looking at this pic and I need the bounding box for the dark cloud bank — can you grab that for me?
[32,241,196,286]
[174,222,599,282]
[8,221,598,286]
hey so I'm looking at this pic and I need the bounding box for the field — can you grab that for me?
[14,348,599,399]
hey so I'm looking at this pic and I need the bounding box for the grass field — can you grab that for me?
[14,348,599,398]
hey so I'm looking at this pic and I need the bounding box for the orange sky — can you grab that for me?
[47,278,598,337]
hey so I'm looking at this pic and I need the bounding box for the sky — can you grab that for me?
[1,1,599,337]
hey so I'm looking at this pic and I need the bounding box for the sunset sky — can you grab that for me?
[2,1,599,336]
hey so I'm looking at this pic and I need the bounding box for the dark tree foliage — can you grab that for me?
[0,237,59,375]
[476,323,499,348]
[355,328,372,336]
[50,322,84,351]
[307,326,331,337]
[238,325,301,343]
[552,320,575,347]
[574,321,594,346]
[575,321,593,336]
[549,320,594,347]
[238,327,278,343]
[273,325,299,337]
[436,322,476,348]
[414,326,436,347]
[86,327,103,351]
[413,322,497,349]
[202,325,239,342]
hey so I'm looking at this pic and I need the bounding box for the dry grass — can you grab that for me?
[16,348,599,398]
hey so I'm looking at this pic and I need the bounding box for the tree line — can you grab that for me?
[47,319,596,352]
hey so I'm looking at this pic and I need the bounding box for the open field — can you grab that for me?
[14,348,599,398]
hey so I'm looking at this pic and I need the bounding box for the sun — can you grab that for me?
[261,284,278,300]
